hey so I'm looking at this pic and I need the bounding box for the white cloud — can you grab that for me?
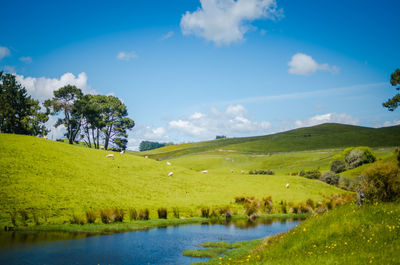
[117,51,137,61]
[168,104,271,138]
[15,72,93,101]
[294,113,359,128]
[288,53,338,75]
[19,56,32,63]
[2,65,16,73]
[161,31,174,40]
[0,46,10,60]
[383,120,400,127]
[180,0,281,45]
[127,125,169,151]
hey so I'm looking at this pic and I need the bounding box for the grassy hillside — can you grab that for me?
[197,202,400,265]
[140,123,400,160]
[0,133,346,226]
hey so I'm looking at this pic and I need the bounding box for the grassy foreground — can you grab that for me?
[0,133,345,226]
[196,202,400,265]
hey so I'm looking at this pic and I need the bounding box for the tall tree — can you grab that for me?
[101,95,134,150]
[383,69,400,112]
[44,85,83,144]
[0,71,49,135]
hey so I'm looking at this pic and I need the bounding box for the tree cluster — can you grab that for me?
[139,141,166,152]
[0,72,49,136]
[0,71,134,150]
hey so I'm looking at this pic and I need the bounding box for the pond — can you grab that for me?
[0,218,301,265]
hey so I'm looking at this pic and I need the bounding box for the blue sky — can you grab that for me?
[1,0,399,150]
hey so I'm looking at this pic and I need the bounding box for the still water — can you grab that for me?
[0,218,300,265]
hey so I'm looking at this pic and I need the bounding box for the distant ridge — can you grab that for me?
[140,123,400,159]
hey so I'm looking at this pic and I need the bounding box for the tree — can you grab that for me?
[0,71,49,136]
[101,96,134,150]
[139,141,166,151]
[383,68,400,111]
[44,85,83,144]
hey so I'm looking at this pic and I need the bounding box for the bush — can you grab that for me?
[138,209,150,220]
[330,160,346,173]
[306,199,315,209]
[320,171,340,185]
[344,147,376,169]
[338,176,357,191]
[300,169,321,179]
[9,210,17,227]
[280,201,287,214]
[290,204,312,214]
[113,208,124,222]
[244,201,260,219]
[85,210,97,224]
[32,211,40,225]
[262,196,273,214]
[99,209,114,224]
[70,213,85,225]
[129,208,138,221]
[201,207,210,218]
[249,169,274,175]
[157,208,168,219]
[360,162,400,202]
[172,207,180,219]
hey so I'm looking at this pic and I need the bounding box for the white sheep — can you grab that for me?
[145,156,148,159]
[231,170,234,173]
[201,170,208,174]
[43,135,47,140]
[166,161,171,165]
[241,170,245,174]
[120,150,125,154]
[168,172,174,177]
[100,145,105,150]
[106,154,114,159]
[286,183,290,189]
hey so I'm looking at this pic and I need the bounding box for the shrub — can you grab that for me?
[113,208,124,222]
[138,209,150,220]
[330,160,346,173]
[301,169,321,179]
[172,207,180,218]
[19,210,29,226]
[209,209,219,219]
[291,204,312,214]
[244,200,260,219]
[157,208,168,219]
[99,209,114,224]
[32,211,40,225]
[338,176,357,191]
[129,208,138,221]
[344,147,376,169]
[85,210,97,224]
[280,201,287,214]
[320,171,340,185]
[249,169,274,175]
[201,207,210,218]
[262,196,273,214]
[70,213,85,225]
[306,199,315,209]
[360,162,400,202]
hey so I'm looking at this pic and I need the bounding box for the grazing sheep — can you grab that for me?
[100,145,105,150]
[43,135,47,140]
[145,156,148,159]
[286,183,290,189]
[201,170,208,174]
[168,172,174,177]
[166,161,171,165]
[231,170,234,173]
[120,150,125,154]
[241,170,245,174]
[106,154,114,159]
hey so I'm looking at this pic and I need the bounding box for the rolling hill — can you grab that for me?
[140,123,400,160]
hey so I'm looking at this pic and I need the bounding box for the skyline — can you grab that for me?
[1,0,399,150]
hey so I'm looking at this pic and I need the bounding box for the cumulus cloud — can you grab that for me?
[383,120,400,127]
[127,125,169,151]
[161,31,174,40]
[288,53,338,75]
[0,46,10,60]
[168,104,271,138]
[2,65,15,73]
[180,0,281,45]
[294,113,359,128]
[15,72,93,101]
[19,56,32,63]
[117,51,137,61]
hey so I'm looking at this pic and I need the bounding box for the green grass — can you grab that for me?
[0,133,346,227]
[140,123,400,160]
[198,202,400,265]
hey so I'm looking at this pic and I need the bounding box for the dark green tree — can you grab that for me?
[101,95,134,150]
[383,69,400,111]
[44,85,83,144]
[139,141,166,151]
[0,71,49,135]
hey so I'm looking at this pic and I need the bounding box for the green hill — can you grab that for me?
[0,133,346,226]
[140,123,400,160]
